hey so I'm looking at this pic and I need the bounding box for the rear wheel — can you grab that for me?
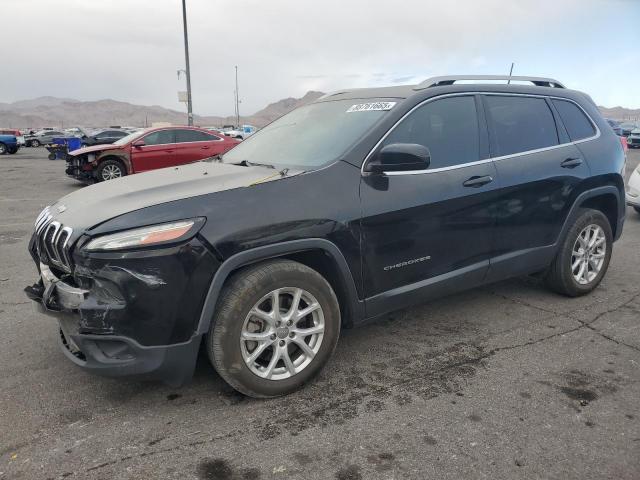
[96,159,126,182]
[7,147,18,154]
[545,208,612,296]
[207,259,341,398]
[0,143,6,155]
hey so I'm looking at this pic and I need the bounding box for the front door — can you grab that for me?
[360,94,499,317]
[131,129,177,172]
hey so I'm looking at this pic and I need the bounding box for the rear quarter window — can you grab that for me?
[551,99,596,141]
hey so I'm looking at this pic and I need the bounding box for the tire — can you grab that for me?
[96,158,126,182]
[545,208,613,297]
[0,143,6,155]
[8,147,18,154]
[30,139,40,147]
[207,259,341,398]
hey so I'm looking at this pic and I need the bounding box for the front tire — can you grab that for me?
[30,139,40,147]
[0,143,6,155]
[96,159,126,182]
[207,259,341,398]
[545,208,612,297]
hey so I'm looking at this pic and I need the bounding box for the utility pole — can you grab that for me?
[181,0,193,125]
[235,65,240,128]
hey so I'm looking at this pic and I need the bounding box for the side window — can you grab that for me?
[143,130,175,145]
[175,129,219,143]
[551,99,596,141]
[382,96,480,169]
[484,96,558,157]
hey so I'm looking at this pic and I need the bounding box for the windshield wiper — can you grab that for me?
[235,160,275,169]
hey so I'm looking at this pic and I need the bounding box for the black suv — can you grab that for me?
[25,75,626,398]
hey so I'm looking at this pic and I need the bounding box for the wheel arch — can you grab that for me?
[557,185,623,248]
[196,239,364,336]
[97,154,131,174]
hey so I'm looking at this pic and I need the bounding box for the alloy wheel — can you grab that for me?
[571,224,606,285]
[101,164,122,181]
[240,287,325,380]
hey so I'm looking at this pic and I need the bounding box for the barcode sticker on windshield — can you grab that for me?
[346,102,396,113]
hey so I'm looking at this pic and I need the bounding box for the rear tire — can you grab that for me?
[545,208,612,297]
[206,259,341,398]
[96,159,126,182]
[8,147,18,154]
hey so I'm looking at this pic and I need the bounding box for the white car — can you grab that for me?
[627,161,640,214]
[224,124,257,140]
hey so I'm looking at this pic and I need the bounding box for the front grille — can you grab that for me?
[34,206,74,273]
[629,138,640,145]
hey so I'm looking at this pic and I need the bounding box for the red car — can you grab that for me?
[65,126,240,182]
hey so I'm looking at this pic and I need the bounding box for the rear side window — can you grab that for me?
[382,95,480,169]
[175,130,220,143]
[484,96,558,157]
[143,130,175,145]
[551,99,596,141]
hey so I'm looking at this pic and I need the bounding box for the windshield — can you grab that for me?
[114,129,147,146]
[222,99,396,169]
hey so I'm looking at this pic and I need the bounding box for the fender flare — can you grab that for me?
[554,185,623,249]
[196,238,364,335]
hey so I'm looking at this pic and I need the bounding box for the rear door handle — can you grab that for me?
[561,157,583,168]
[463,175,493,188]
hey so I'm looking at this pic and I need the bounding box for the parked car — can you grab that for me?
[0,129,25,146]
[620,122,638,137]
[626,128,640,149]
[224,124,257,140]
[80,129,129,147]
[627,161,640,215]
[0,134,19,154]
[24,75,626,398]
[64,126,240,182]
[605,119,623,136]
[26,130,66,147]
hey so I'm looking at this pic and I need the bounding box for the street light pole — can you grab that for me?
[235,65,240,128]
[181,0,193,125]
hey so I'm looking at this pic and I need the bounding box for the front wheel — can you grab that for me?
[8,147,18,154]
[96,159,126,182]
[545,208,613,297]
[207,259,341,398]
[0,143,6,155]
[30,139,40,147]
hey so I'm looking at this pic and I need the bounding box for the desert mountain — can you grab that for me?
[1,92,637,129]
[0,92,325,130]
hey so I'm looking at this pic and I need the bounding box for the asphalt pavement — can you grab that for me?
[1,148,639,479]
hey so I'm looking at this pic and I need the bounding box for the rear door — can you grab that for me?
[174,129,226,164]
[360,94,499,316]
[482,94,592,280]
[130,129,176,172]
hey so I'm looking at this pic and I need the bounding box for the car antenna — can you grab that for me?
[507,62,515,84]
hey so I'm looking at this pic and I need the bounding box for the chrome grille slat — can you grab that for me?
[33,206,74,273]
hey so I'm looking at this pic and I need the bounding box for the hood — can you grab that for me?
[47,161,292,234]
[69,144,124,155]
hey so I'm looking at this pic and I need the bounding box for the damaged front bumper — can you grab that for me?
[25,237,219,385]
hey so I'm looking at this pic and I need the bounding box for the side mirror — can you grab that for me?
[364,143,430,173]
[132,140,145,147]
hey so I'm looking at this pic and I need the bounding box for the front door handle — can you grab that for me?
[561,157,583,168]
[463,175,493,188]
[201,146,210,150]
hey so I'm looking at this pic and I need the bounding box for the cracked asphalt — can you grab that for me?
[1,149,639,480]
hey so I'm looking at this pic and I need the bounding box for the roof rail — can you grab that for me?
[414,75,566,90]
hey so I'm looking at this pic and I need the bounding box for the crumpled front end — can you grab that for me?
[25,224,219,385]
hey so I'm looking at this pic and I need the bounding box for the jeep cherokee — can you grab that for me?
[25,75,626,398]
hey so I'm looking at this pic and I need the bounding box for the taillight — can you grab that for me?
[620,135,628,154]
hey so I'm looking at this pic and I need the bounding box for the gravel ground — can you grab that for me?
[1,148,639,480]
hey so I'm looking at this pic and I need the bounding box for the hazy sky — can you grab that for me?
[2,0,639,115]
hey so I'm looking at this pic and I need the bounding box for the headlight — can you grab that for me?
[85,219,203,251]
